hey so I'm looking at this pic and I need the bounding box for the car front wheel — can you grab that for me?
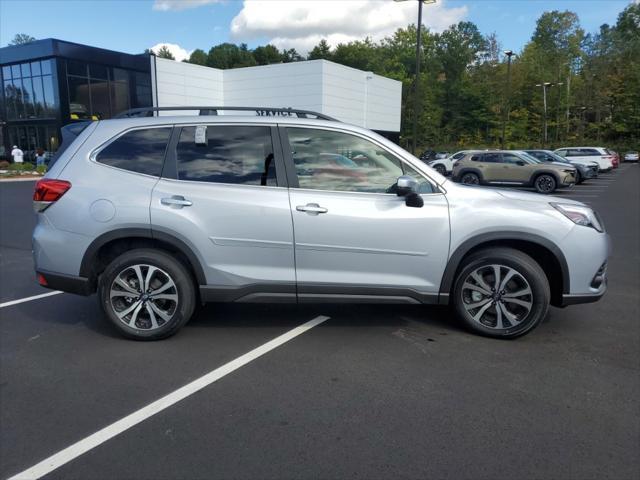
[433,164,447,176]
[98,249,196,340]
[452,248,550,338]
[534,174,557,194]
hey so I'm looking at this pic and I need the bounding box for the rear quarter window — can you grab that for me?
[96,127,172,176]
[580,148,600,156]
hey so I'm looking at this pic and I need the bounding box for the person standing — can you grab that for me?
[11,145,24,164]
[35,148,46,167]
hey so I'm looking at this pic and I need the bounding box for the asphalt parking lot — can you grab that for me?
[1,164,638,480]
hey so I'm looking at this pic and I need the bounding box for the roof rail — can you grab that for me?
[114,106,339,121]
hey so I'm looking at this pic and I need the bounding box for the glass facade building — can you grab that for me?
[0,39,152,161]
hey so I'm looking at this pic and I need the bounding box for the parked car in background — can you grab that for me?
[452,150,576,194]
[554,147,614,172]
[524,149,598,184]
[623,151,639,162]
[32,107,608,340]
[426,150,472,176]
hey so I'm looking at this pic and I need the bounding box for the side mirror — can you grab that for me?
[395,175,424,208]
[405,192,424,208]
[396,175,418,197]
[516,160,526,166]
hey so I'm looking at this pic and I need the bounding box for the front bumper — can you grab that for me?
[561,288,606,306]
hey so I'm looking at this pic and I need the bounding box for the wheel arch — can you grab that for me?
[530,169,561,186]
[439,232,569,307]
[79,228,207,292]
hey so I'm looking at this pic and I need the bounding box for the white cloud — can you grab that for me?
[150,42,193,61]
[230,0,468,54]
[153,0,221,12]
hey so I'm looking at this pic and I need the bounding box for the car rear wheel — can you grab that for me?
[460,172,480,185]
[433,164,447,176]
[98,249,196,340]
[534,174,556,194]
[452,248,550,339]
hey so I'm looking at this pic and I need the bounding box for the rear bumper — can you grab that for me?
[36,270,93,296]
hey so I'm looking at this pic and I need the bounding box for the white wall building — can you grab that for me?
[152,57,402,137]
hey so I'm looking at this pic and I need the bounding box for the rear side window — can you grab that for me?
[480,153,501,163]
[96,127,171,176]
[580,148,600,156]
[176,125,276,186]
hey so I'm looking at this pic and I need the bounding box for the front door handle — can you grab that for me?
[161,195,193,208]
[296,203,328,215]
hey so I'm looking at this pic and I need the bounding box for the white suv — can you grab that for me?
[426,151,471,176]
[32,107,610,340]
[554,147,614,172]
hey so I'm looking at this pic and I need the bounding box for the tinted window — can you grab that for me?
[502,153,523,164]
[176,125,277,186]
[452,152,465,160]
[480,153,501,163]
[580,148,600,156]
[97,127,171,176]
[288,128,412,193]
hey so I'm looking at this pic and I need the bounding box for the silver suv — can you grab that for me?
[33,107,610,340]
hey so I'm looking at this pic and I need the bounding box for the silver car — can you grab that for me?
[33,107,610,340]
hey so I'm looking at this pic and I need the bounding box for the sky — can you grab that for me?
[0,0,634,61]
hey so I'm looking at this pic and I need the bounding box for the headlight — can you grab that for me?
[563,169,576,174]
[550,203,604,232]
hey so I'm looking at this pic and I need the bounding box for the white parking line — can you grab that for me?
[0,291,63,308]
[7,314,330,480]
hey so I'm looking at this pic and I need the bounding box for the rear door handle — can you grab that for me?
[296,203,328,215]
[161,195,193,208]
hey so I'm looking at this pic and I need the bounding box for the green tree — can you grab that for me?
[308,39,333,60]
[9,33,35,46]
[156,46,175,60]
[253,44,282,65]
[186,49,207,66]
[281,48,304,63]
[207,43,256,69]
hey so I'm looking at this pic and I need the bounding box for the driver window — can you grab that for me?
[502,153,524,165]
[286,127,434,193]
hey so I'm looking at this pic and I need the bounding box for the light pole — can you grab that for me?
[535,82,561,147]
[395,0,436,155]
[500,50,515,149]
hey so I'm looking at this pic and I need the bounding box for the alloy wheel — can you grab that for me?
[109,264,179,331]
[535,175,555,193]
[461,173,479,185]
[460,264,533,330]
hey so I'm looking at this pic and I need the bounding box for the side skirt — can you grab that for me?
[199,283,441,305]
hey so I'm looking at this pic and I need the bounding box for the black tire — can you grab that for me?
[460,172,480,185]
[98,248,196,340]
[434,164,447,176]
[534,174,557,194]
[452,247,550,339]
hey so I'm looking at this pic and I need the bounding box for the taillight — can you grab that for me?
[33,179,71,213]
